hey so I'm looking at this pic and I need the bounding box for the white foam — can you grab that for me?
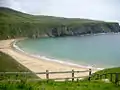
[13,41,25,53]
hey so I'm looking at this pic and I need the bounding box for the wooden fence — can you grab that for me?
[0,69,120,85]
[0,69,91,81]
[91,73,120,85]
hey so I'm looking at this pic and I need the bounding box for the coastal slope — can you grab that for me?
[0,7,120,39]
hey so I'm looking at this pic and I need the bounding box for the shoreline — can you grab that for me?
[13,38,103,70]
[12,32,120,71]
[0,38,100,79]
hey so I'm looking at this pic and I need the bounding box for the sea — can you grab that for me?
[15,33,120,69]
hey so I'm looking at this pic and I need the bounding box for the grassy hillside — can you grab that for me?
[91,67,120,84]
[0,51,38,80]
[94,67,120,74]
[0,51,30,72]
[0,7,99,39]
[0,7,100,24]
[0,7,119,40]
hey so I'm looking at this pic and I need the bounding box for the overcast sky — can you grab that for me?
[0,0,120,22]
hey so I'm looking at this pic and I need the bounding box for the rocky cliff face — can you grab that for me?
[45,23,120,37]
[0,22,120,40]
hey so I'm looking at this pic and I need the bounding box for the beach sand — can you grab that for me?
[0,39,97,79]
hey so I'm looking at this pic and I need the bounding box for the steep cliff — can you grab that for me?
[46,23,120,37]
[0,7,120,40]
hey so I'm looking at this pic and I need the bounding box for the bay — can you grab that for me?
[16,34,120,68]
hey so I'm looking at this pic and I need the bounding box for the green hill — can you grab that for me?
[91,67,120,82]
[0,51,28,72]
[0,7,120,40]
[0,51,38,80]
[93,67,120,75]
[0,7,100,23]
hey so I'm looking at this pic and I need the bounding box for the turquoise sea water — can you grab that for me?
[16,34,120,68]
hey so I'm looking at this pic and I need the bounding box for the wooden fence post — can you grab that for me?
[88,69,92,81]
[115,73,119,84]
[16,73,18,80]
[100,75,102,79]
[4,72,5,80]
[72,70,74,81]
[46,70,49,81]
[105,74,107,79]
[110,73,113,82]
[96,74,99,80]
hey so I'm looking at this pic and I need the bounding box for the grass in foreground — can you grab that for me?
[0,51,38,80]
[0,80,120,90]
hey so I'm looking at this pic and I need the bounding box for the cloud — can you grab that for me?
[0,0,51,14]
[0,0,10,7]
[0,0,23,12]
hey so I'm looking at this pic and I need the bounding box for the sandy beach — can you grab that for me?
[0,39,97,79]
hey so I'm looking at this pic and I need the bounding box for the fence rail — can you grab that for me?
[0,69,91,81]
[1,69,119,85]
[0,70,89,74]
